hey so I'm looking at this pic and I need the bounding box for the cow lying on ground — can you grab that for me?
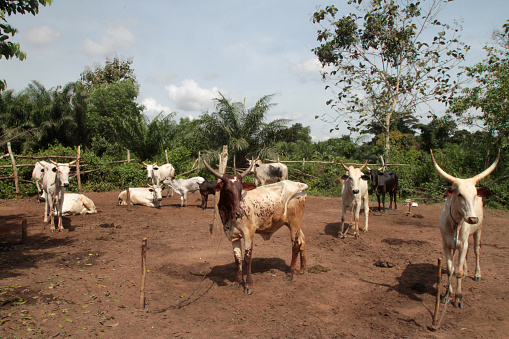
[143,162,175,197]
[204,159,307,295]
[431,149,500,309]
[62,193,97,215]
[366,166,399,213]
[32,160,50,202]
[118,186,163,208]
[246,158,288,186]
[42,161,74,232]
[163,176,205,207]
[199,180,217,210]
[338,160,370,238]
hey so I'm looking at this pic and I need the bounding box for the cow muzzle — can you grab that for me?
[233,210,244,219]
[63,183,70,188]
[352,189,359,194]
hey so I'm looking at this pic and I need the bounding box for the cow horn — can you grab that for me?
[142,162,148,166]
[203,159,224,180]
[340,160,349,171]
[430,149,456,183]
[69,160,76,165]
[240,159,255,178]
[366,165,372,171]
[153,162,157,166]
[471,149,501,183]
[359,160,368,171]
[50,160,57,166]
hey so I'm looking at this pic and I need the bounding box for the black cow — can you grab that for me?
[367,168,399,213]
[199,180,218,210]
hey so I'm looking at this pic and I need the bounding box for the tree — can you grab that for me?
[312,0,468,159]
[0,0,52,90]
[198,93,289,166]
[449,21,509,149]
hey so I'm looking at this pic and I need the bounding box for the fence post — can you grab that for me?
[76,146,81,192]
[140,237,148,309]
[212,145,228,237]
[7,142,19,194]
[127,150,131,164]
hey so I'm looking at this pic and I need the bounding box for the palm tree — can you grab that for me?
[199,92,290,168]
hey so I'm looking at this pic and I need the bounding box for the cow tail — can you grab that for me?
[282,186,307,220]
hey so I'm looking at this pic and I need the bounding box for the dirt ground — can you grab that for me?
[0,189,508,338]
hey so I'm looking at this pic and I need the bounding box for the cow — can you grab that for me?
[246,158,288,186]
[198,180,217,210]
[143,162,175,197]
[118,186,163,208]
[430,149,500,309]
[62,193,97,215]
[366,166,399,213]
[32,160,50,202]
[42,161,74,232]
[338,160,370,238]
[203,159,307,295]
[163,176,205,207]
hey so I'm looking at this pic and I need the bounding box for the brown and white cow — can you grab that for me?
[431,149,500,308]
[338,160,370,238]
[204,159,307,295]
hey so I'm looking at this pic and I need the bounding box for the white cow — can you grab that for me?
[431,149,500,308]
[246,159,288,186]
[163,176,205,207]
[32,160,50,202]
[143,162,175,197]
[62,193,97,215]
[42,161,74,232]
[118,186,163,208]
[338,160,370,238]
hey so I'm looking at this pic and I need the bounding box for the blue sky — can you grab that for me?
[2,0,508,141]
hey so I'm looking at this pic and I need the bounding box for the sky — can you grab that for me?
[2,0,508,141]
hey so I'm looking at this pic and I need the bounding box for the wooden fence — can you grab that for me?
[0,142,132,193]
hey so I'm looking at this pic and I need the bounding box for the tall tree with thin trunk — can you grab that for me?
[312,0,468,160]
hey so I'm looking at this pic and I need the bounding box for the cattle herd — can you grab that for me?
[30,153,501,307]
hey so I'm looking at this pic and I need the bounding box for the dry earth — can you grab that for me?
[1,189,508,338]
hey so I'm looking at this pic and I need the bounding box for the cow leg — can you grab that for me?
[232,239,243,289]
[376,194,381,212]
[57,197,65,231]
[288,229,305,280]
[244,237,254,295]
[362,195,369,232]
[454,243,469,309]
[473,229,482,282]
[442,244,454,304]
[391,190,397,210]
[298,230,306,274]
[382,191,387,213]
[339,203,348,238]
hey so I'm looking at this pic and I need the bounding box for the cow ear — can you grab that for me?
[361,175,370,181]
[335,177,343,184]
[445,187,454,197]
[477,187,493,198]
[215,181,224,192]
[242,183,257,191]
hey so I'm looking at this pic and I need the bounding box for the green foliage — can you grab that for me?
[312,0,469,157]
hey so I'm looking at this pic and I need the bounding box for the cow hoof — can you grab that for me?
[474,276,482,282]
[285,274,294,281]
[246,288,254,295]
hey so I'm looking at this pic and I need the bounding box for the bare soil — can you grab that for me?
[1,190,508,338]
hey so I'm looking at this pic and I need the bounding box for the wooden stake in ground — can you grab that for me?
[432,258,442,329]
[140,237,148,309]
[76,146,81,192]
[7,142,19,194]
[212,145,228,238]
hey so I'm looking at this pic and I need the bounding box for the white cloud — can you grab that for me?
[26,26,60,46]
[289,58,331,83]
[83,24,137,57]
[142,97,172,120]
[165,79,223,111]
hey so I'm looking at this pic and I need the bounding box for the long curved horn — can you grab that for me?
[472,149,501,183]
[69,160,76,166]
[430,149,456,183]
[203,159,224,180]
[50,160,57,166]
[359,160,368,171]
[240,159,255,178]
[142,162,148,166]
[340,160,349,171]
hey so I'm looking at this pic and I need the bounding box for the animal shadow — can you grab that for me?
[392,262,438,301]
[206,257,290,286]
